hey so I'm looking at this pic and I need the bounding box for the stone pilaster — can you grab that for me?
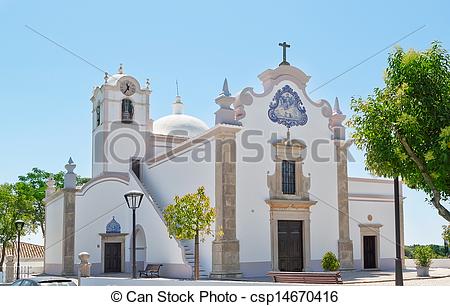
[62,158,76,275]
[62,189,76,275]
[336,141,353,269]
[331,98,354,270]
[210,126,242,279]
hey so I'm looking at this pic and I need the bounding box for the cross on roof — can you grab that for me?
[278,42,291,66]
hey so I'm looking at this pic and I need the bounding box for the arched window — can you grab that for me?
[121,99,134,123]
[96,105,101,127]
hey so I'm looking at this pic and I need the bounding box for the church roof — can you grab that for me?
[153,95,209,138]
[0,242,44,259]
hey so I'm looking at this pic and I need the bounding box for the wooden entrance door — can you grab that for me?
[363,236,377,269]
[104,242,122,273]
[278,220,303,271]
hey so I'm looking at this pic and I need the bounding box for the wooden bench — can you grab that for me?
[267,271,343,284]
[139,264,163,278]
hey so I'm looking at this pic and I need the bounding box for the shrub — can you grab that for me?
[413,245,433,267]
[321,251,340,271]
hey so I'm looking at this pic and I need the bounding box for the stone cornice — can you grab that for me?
[152,133,188,143]
[44,189,64,205]
[76,172,130,196]
[358,223,383,229]
[265,199,317,209]
[348,177,396,184]
[348,193,404,203]
[99,233,129,237]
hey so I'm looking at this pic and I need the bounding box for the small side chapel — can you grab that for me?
[44,44,404,279]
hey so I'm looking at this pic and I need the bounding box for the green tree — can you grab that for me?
[0,183,35,272]
[443,225,450,244]
[18,168,90,235]
[349,42,450,221]
[163,186,215,280]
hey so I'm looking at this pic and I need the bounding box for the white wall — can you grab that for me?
[44,195,64,273]
[142,140,216,273]
[235,80,339,263]
[91,76,151,178]
[348,179,397,265]
[73,174,184,273]
[350,200,396,260]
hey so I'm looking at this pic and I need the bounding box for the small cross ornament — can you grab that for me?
[278,42,291,66]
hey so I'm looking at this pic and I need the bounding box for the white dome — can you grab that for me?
[153,95,209,137]
[153,114,209,137]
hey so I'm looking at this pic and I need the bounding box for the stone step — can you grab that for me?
[140,181,209,278]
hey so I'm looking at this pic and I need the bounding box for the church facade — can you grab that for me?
[44,55,404,278]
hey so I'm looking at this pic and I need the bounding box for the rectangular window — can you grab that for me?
[282,160,296,194]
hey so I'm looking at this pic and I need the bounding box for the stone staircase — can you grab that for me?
[179,240,209,279]
[138,179,209,279]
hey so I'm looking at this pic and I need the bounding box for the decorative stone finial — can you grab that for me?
[215,78,241,126]
[221,78,231,97]
[329,97,346,140]
[46,176,56,197]
[78,252,91,277]
[118,63,124,74]
[333,97,343,115]
[104,72,109,84]
[146,78,150,89]
[64,157,77,189]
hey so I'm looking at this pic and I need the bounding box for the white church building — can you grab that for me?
[44,48,404,279]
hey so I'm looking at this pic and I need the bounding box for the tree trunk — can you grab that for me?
[397,133,450,222]
[40,222,45,237]
[0,241,7,273]
[194,229,199,280]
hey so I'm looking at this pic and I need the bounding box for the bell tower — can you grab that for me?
[90,65,152,177]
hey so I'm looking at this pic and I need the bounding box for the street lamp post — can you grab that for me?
[394,177,404,286]
[15,220,25,280]
[124,190,144,279]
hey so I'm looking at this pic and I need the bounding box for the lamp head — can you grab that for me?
[124,190,144,210]
[15,219,25,231]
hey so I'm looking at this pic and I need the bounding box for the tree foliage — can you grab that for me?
[0,183,35,271]
[0,168,90,272]
[163,186,215,279]
[349,42,450,221]
[405,244,448,259]
[163,186,215,241]
[443,225,450,244]
[18,167,90,235]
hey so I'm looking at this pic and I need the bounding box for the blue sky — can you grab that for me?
[0,0,448,245]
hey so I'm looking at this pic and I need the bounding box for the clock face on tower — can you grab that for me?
[120,79,136,96]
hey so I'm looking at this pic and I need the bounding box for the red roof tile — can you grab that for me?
[1,242,44,259]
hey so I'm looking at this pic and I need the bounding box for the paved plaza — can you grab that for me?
[77,267,450,286]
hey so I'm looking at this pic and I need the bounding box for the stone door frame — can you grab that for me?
[358,224,382,270]
[266,200,315,272]
[99,233,128,273]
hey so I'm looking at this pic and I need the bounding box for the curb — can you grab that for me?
[345,274,450,284]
